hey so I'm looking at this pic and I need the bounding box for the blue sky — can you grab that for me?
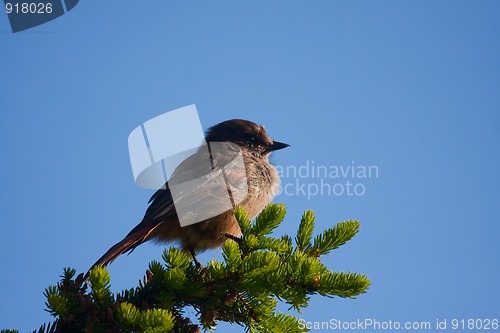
[1,1,499,331]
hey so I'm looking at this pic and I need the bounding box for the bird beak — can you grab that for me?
[268,141,290,151]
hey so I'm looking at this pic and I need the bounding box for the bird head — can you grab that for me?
[206,119,289,156]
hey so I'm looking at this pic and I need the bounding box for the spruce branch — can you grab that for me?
[310,220,361,256]
[296,210,315,251]
[8,203,369,333]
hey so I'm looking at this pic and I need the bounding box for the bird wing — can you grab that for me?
[135,141,245,231]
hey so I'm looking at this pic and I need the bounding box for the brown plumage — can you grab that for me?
[87,119,288,274]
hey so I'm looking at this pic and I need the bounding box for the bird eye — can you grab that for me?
[247,136,261,149]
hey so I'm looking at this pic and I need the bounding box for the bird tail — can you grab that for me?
[85,231,146,280]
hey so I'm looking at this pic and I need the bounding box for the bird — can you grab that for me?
[87,119,289,274]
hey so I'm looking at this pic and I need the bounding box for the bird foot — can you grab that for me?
[225,233,243,244]
[188,246,204,270]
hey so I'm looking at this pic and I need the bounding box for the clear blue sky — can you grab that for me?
[1,1,499,332]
